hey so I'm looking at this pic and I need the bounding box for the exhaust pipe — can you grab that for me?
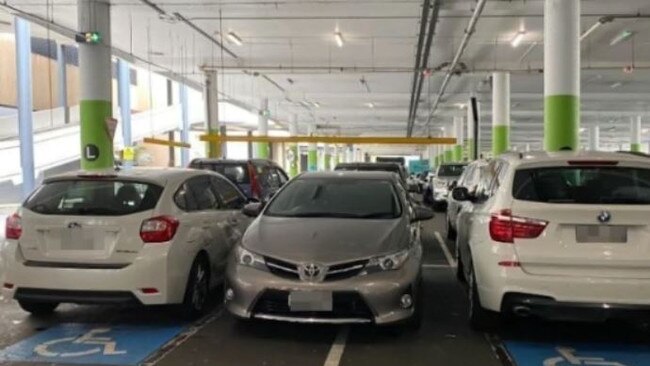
[512,305,531,317]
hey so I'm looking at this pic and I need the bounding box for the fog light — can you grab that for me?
[400,294,413,309]
[225,288,235,301]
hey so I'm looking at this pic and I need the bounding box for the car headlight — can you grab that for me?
[235,246,266,270]
[367,249,410,272]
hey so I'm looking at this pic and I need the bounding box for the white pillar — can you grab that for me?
[631,116,642,152]
[544,0,580,151]
[588,125,600,151]
[454,116,464,161]
[308,124,317,171]
[254,98,269,158]
[205,71,221,158]
[492,72,510,156]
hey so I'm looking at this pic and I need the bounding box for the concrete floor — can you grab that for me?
[1,214,650,366]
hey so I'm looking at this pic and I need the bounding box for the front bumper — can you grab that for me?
[1,241,179,306]
[226,257,420,325]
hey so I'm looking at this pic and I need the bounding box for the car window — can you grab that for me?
[188,176,220,210]
[191,161,250,184]
[24,179,163,216]
[437,164,466,177]
[458,166,474,186]
[513,166,650,204]
[476,162,497,199]
[175,181,198,212]
[275,168,289,185]
[266,178,402,219]
[211,176,247,210]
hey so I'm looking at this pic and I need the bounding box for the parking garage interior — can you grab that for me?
[1,1,650,366]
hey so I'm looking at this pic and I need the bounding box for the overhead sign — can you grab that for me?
[0,323,184,365]
[408,159,430,174]
[504,340,650,366]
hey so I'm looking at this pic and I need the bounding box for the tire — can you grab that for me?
[18,300,59,316]
[446,220,457,240]
[181,256,211,320]
[467,264,499,331]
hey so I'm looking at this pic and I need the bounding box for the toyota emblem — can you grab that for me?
[597,211,611,224]
[299,263,324,282]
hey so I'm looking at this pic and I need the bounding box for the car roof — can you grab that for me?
[44,167,209,184]
[498,150,650,167]
[298,171,400,181]
[336,162,401,169]
[190,158,277,166]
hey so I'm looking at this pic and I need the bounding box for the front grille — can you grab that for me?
[251,290,374,320]
[324,260,368,281]
[265,257,300,280]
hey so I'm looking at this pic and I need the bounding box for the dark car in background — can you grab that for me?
[189,159,289,201]
[335,162,409,186]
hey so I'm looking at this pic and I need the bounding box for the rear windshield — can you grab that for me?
[513,167,650,204]
[24,180,164,215]
[437,165,466,177]
[191,162,250,184]
[265,179,402,219]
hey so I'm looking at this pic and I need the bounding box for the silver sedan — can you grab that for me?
[225,171,433,330]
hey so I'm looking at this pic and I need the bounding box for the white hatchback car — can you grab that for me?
[453,151,650,329]
[1,168,251,318]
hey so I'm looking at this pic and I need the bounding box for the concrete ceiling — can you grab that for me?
[3,0,650,152]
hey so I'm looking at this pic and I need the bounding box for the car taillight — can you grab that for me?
[5,213,22,240]
[140,216,179,243]
[248,163,262,200]
[489,209,548,243]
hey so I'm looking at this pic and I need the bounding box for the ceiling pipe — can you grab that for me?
[173,12,239,59]
[420,0,487,132]
[406,0,432,134]
[408,0,441,136]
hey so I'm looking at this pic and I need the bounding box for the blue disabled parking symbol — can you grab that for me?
[504,340,650,366]
[0,323,185,365]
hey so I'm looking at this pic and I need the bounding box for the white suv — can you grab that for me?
[453,151,650,329]
[1,168,251,318]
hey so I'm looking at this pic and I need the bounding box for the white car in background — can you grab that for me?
[453,151,650,330]
[1,168,251,318]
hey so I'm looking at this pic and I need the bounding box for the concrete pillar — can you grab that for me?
[15,17,35,199]
[544,0,580,151]
[588,125,600,151]
[179,84,189,166]
[525,143,531,152]
[492,72,510,156]
[205,71,221,158]
[255,98,269,159]
[308,125,317,171]
[453,116,464,162]
[78,0,113,170]
[467,97,480,160]
[56,43,69,124]
[288,115,299,177]
[631,117,641,152]
[117,59,131,146]
[324,144,332,171]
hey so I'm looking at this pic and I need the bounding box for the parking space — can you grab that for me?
[1,213,650,366]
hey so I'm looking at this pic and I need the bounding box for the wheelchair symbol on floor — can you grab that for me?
[544,347,627,366]
[34,328,126,358]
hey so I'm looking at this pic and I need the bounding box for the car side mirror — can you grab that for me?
[411,206,434,223]
[407,182,420,193]
[449,180,458,189]
[242,202,263,217]
[451,186,472,202]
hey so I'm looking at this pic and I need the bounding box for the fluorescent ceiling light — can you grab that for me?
[610,30,633,46]
[580,22,602,42]
[510,31,526,48]
[334,31,344,48]
[454,103,466,109]
[227,31,243,46]
[366,102,375,108]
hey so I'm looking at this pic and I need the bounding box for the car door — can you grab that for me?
[449,165,474,227]
[209,175,252,246]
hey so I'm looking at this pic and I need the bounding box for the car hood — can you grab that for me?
[242,216,409,264]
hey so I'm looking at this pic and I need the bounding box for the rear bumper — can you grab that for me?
[1,241,180,306]
[501,292,650,321]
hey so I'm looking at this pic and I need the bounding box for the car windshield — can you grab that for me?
[265,178,402,219]
[437,164,466,177]
[24,179,164,216]
[513,166,650,204]
[192,162,250,184]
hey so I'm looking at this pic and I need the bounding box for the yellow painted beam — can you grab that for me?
[143,137,191,148]
[199,134,456,145]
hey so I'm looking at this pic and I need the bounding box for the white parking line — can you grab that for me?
[324,326,349,366]
[434,231,457,268]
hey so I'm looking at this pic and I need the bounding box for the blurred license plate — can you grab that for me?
[289,291,332,312]
[576,225,627,243]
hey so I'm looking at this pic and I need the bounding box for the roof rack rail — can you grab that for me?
[616,150,650,158]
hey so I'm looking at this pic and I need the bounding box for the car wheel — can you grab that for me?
[446,219,457,240]
[467,264,498,331]
[18,300,59,316]
[181,256,210,320]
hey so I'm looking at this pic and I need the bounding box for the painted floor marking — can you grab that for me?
[434,231,457,267]
[324,326,349,366]
[504,340,650,366]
